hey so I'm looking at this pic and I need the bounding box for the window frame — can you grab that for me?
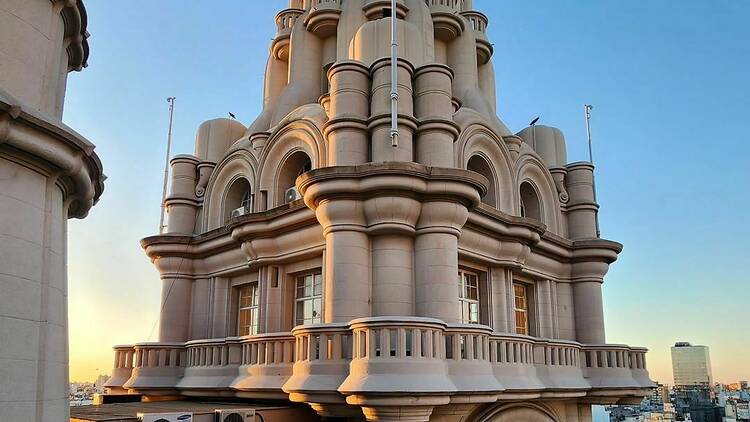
[458,269,481,324]
[294,271,323,327]
[237,282,260,336]
[513,282,531,335]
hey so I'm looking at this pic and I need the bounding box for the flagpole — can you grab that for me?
[390,0,399,148]
[159,97,176,234]
[584,104,601,237]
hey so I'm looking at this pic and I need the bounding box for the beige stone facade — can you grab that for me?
[0,1,104,421]
[105,1,652,421]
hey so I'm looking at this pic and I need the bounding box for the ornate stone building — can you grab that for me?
[105,1,652,420]
[0,1,104,421]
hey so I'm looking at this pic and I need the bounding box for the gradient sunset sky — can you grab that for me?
[63,0,749,383]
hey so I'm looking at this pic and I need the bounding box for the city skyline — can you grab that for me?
[62,0,749,384]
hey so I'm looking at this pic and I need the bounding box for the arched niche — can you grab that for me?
[224,177,252,221]
[257,119,325,210]
[520,181,542,221]
[202,151,258,231]
[275,150,312,205]
[467,154,497,207]
[515,153,563,234]
[474,403,560,422]
[455,122,516,213]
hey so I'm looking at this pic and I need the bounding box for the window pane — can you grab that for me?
[296,301,304,326]
[314,277,322,296]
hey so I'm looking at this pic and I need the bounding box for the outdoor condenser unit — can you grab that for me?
[215,408,256,422]
[137,412,193,422]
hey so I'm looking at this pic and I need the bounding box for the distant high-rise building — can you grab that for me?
[671,342,713,386]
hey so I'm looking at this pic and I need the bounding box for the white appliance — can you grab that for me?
[285,187,301,203]
[231,206,248,218]
[215,408,256,422]
[137,413,193,422]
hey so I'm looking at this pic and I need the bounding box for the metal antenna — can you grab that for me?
[159,97,176,234]
[390,0,399,148]
[584,104,601,237]
[585,104,594,163]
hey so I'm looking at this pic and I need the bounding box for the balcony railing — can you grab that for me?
[104,345,135,393]
[122,342,186,393]
[108,319,653,401]
[425,0,463,13]
[232,333,295,399]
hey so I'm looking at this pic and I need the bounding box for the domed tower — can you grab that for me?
[0,1,104,421]
[108,1,652,421]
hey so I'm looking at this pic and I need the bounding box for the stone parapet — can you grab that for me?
[107,321,653,419]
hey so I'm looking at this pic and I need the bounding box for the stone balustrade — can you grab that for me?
[232,333,296,399]
[276,8,304,35]
[284,323,358,417]
[305,0,342,37]
[103,345,135,394]
[178,338,240,393]
[107,321,652,404]
[362,0,408,20]
[273,8,305,60]
[582,344,649,391]
[460,10,493,64]
[425,0,466,41]
[425,0,463,13]
[122,342,186,395]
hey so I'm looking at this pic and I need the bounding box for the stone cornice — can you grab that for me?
[297,162,488,210]
[0,89,104,218]
[56,0,90,71]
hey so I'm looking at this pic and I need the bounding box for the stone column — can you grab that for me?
[565,162,598,240]
[414,63,459,167]
[370,235,414,316]
[165,155,200,235]
[573,281,605,344]
[490,267,510,332]
[414,201,470,324]
[325,61,370,165]
[317,199,371,323]
[154,256,194,343]
[158,280,193,342]
[567,162,606,344]
[370,58,416,162]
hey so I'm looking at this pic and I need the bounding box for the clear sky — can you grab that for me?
[63,1,749,383]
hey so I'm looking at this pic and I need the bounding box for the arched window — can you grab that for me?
[277,151,312,206]
[224,177,252,222]
[519,181,542,221]
[467,155,497,207]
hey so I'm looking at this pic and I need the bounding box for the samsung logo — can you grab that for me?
[177,416,192,421]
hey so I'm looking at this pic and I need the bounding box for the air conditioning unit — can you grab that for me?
[231,206,248,218]
[215,408,256,422]
[285,187,301,203]
[137,413,193,422]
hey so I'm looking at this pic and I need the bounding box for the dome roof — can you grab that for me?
[194,118,247,163]
[516,125,567,167]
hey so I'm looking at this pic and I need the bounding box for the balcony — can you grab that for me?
[425,0,466,41]
[461,10,493,64]
[362,0,409,20]
[107,319,653,413]
[305,0,342,38]
[272,8,305,61]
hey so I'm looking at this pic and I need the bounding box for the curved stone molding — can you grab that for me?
[462,10,493,65]
[304,0,342,37]
[0,91,104,218]
[426,0,466,41]
[59,0,91,71]
[362,0,409,20]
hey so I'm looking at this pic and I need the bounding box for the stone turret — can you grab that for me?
[0,2,104,422]
[105,2,652,421]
